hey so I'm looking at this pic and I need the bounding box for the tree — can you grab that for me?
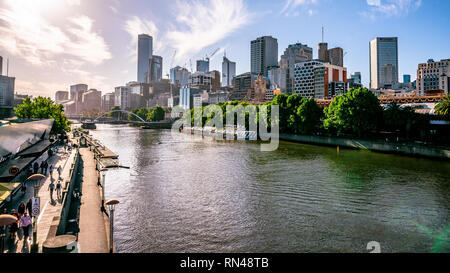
[383,102,415,136]
[129,107,149,121]
[146,106,166,122]
[295,98,323,134]
[109,106,121,119]
[14,96,71,134]
[323,88,383,137]
[435,95,450,117]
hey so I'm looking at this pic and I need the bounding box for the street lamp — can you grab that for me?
[100,168,108,212]
[26,173,46,253]
[0,214,17,253]
[105,199,120,253]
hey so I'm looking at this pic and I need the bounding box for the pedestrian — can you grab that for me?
[0,209,7,252]
[28,167,33,177]
[56,180,62,200]
[33,162,39,174]
[9,209,19,241]
[48,181,55,200]
[40,161,45,174]
[18,201,26,217]
[19,211,32,241]
[44,161,49,175]
[49,165,54,177]
[57,166,62,178]
[26,199,33,216]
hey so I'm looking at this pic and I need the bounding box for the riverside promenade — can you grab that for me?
[3,147,75,253]
[77,147,110,253]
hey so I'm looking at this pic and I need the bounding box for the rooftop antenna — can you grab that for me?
[322,26,324,43]
[7,58,9,76]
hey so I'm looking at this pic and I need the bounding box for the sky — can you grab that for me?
[0,0,449,98]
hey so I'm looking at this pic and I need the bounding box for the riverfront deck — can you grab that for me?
[77,147,110,253]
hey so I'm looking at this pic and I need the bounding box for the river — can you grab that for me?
[90,124,450,253]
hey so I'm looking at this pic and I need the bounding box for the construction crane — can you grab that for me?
[189,59,193,73]
[206,48,220,63]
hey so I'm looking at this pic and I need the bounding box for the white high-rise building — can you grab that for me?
[222,56,236,87]
[137,34,153,83]
[370,37,399,89]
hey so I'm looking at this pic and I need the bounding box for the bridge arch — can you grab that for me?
[93,110,146,122]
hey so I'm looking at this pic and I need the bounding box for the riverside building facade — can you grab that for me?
[416,59,450,95]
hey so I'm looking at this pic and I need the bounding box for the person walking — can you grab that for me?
[0,209,7,252]
[44,161,49,175]
[57,166,62,179]
[26,199,33,216]
[9,209,19,241]
[48,181,55,200]
[19,212,32,242]
[33,162,39,174]
[56,180,62,201]
[17,201,26,217]
[49,165,54,177]
[21,182,27,195]
[40,161,45,174]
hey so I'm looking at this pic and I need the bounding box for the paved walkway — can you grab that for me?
[77,147,109,253]
[2,146,75,253]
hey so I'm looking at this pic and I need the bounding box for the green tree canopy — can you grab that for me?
[14,96,71,134]
[129,107,150,121]
[435,95,450,117]
[146,106,166,122]
[323,88,383,136]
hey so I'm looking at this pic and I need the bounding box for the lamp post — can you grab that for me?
[26,173,46,253]
[0,214,17,253]
[100,168,108,212]
[105,199,120,253]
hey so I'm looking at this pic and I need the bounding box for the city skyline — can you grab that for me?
[0,0,449,97]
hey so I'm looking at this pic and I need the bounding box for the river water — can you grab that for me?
[90,124,450,253]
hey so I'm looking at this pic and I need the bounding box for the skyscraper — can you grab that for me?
[370,37,399,89]
[150,55,162,82]
[222,56,236,87]
[279,43,313,94]
[251,36,278,77]
[137,34,153,83]
[196,60,209,73]
[328,47,344,67]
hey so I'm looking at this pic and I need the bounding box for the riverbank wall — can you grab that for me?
[279,133,450,160]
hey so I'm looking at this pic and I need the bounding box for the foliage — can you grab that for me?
[146,106,166,122]
[323,88,383,136]
[109,106,121,119]
[14,96,71,134]
[129,107,150,121]
[383,102,415,135]
[435,95,450,117]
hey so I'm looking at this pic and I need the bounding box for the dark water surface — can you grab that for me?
[90,124,450,253]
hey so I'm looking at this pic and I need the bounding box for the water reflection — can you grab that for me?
[90,124,450,253]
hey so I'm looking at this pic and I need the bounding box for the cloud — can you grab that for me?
[362,0,422,18]
[124,16,160,61]
[124,0,254,64]
[281,0,318,16]
[0,0,111,66]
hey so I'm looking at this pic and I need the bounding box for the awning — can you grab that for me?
[17,140,52,157]
[0,157,35,181]
[0,182,21,203]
